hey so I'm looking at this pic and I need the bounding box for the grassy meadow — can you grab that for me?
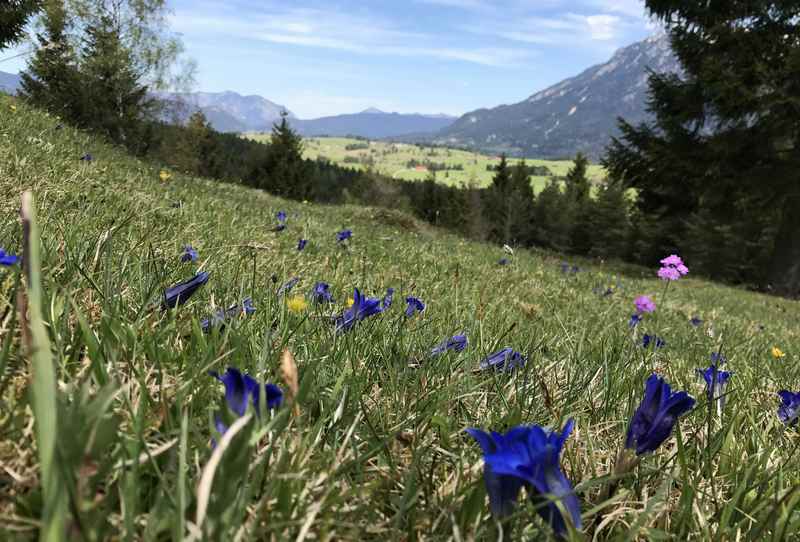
[245,134,607,193]
[3,95,800,540]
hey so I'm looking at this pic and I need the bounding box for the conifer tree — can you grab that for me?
[266,111,311,200]
[589,181,630,259]
[564,152,592,254]
[0,0,42,49]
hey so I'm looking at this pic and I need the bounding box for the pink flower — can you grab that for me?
[657,254,689,281]
[635,295,656,313]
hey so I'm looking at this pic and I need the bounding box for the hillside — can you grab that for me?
[0,70,21,94]
[436,33,679,159]
[1,96,799,540]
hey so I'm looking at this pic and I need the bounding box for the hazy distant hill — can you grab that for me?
[157,90,295,132]
[435,33,679,160]
[292,109,457,139]
[0,71,21,94]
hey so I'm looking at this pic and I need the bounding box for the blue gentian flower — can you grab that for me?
[382,288,395,310]
[710,352,727,365]
[625,374,695,455]
[278,277,300,295]
[80,153,93,161]
[0,248,19,266]
[697,364,732,410]
[297,239,307,251]
[690,316,703,327]
[466,419,581,535]
[277,211,287,223]
[479,347,527,371]
[312,282,334,304]
[334,288,383,332]
[336,229,352,242]
[405,296,425,317]
[181,245,198,263]
[642,334,665,349]
[201,298,256,333]
[498,258,510,266]
[430,334,468,356]
[163,272,209,309]
[272,224,286,232]
[209,367,283,436]
[629,314,642,328]
[777,390,800,425]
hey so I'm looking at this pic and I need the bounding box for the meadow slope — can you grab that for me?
[2,96,800,540]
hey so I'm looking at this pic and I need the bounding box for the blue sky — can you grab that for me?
[2,0,655,118]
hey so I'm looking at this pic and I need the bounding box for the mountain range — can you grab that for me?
[434,33,679,159]
[1,32,680,158]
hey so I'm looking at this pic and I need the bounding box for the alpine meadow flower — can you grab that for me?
[180,245,198,263]
[201,297,255,333]
[159,170,171,182]
[690,316,703,327]
[163,272,209,309]
[772,346,786,359]
[466,419,581,536]
[430,334,468,356]
[80,153,93,162]
[657,254,689,281]
[479,347,527,371]
[334,288,383,332]
[405,296,425,317]
[278,277,300,295]
[697,363,732,411]
[0,248,19,266]
[710,352,727,365]
[777,390,800,425]
[312,282,334,304]
[336,229,352,242]
[625,374,695,455]
[382,288,395,310]
[634,295,656,313]
[498,258,510,266]
[629,314,642,328]
[642,334,666,349]
[271,224,287,232]
[209,367,283,436]
[297,238,307,251]
[277,211,287,223]
[287,295,308,314]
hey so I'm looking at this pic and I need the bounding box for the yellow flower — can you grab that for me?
[772,346,786,359]
[159,170,171,182]
[287,296,308,314]
[9,104,17,113]
[345,297,355,308]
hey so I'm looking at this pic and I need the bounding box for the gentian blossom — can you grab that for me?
[382,288,395,310]
[336,229,352,242]
[201,298,255,333]
[710,352,727,365]
[657,254,689,281]
[479,347,527,371]
[0,248,19,266]
[625,374,695,455]
[466,420,581,535]
[642,334,666,349]
[277,211,287,223]
[629,314,642,328]
[405,296,425,317]
[498,258,510,266]
[209,367,283,436]
[297,239,307,251]
[430,334,468,356]
[334,288,384,332]
[312,282,334,304]
[271,224,286,232]
[634,295,656,313]
[80,153,93,162]
[181,245,198,263]
[163,272,209,309]
[697,363,732,411]
[690,316,703,327]
[777,390,800,425]
[278,277,299,295]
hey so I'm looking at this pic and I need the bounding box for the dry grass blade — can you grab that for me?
[280,348,300,416]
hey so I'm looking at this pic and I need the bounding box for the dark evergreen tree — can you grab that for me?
[266,111,312,200]
[0,0,41,49]
[532,178,571,252]
[563,152,592,254]
[79,15,150,147]
[589,181,631,259]
[603,1,800,294]
[19,0,82,121]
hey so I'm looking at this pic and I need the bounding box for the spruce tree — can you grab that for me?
[0,0,41,49]
[603,1,800,294]
[589,181,630,259]
[19,0,82,121]
[564,152,592,254]
[266,111,311,199]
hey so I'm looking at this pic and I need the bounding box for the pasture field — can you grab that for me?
[3,96,800,540]
[245,134,607,193]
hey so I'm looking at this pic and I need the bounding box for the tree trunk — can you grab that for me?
[769,194,800,297]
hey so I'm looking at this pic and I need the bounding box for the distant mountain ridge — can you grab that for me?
[291,110,457,139]
[157,90,295,132]
[434,33,679,160]
[0,71,21,94]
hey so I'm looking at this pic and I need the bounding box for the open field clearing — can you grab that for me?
[2,97,800,540]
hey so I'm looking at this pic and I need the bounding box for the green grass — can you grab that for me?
[3,95,800,540]
[244,134,606,193]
